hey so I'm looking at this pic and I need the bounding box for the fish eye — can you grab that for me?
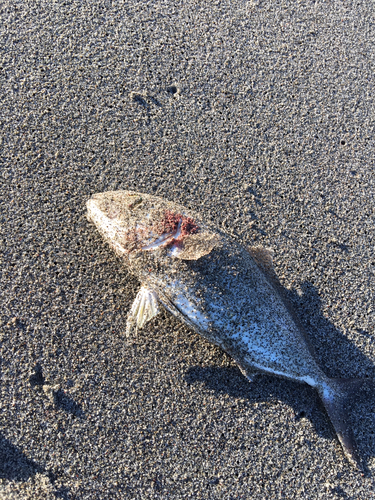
[127,195,143,210]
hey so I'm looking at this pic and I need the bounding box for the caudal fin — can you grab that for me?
[320,378,365,470]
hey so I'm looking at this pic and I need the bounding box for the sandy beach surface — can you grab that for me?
[1,1,375,498]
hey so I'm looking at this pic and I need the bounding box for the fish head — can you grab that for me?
[87,190,221,260]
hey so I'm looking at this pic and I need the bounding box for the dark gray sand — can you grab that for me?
[1,1,375,498]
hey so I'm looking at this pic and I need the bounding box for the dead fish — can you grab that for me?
[87,190,365,469]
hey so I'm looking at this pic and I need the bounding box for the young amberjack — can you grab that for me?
[87,190,364,469]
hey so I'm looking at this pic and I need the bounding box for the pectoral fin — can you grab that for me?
[126,286,160,337]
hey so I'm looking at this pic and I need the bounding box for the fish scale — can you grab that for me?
[137,241,323,384]
[87,189,366,470]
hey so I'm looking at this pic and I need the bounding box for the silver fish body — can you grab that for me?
[87,190,364,469]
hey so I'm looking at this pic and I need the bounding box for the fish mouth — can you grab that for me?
[86,198,96,223]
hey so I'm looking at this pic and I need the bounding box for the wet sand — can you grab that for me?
[1,1,374,498]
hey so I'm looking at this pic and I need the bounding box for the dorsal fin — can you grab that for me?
[248,245,292,306]
[247,246,277,283]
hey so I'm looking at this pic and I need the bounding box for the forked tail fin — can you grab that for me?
[320,378,365,470]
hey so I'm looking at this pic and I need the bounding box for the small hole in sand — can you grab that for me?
[167,85,178,95]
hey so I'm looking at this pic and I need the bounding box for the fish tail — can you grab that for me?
[320,378,366,470]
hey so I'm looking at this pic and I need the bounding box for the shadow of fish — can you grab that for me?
[87,190,366,469]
